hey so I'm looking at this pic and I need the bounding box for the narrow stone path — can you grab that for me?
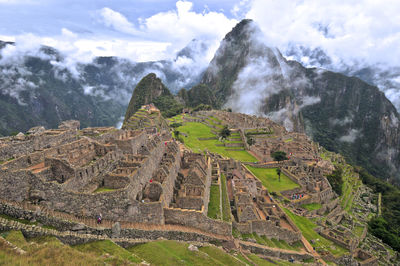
[300,236,326,265]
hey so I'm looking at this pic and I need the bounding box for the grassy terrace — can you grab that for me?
[221,174,231,222]
[240,232,303,252]
[301,203,322,211]
[174,121,256,162]
[246,166,299,193]
[283,208,348,257]
[207,185,221,219]
[340,165,362,212]
[93,187,115,193]
[321,150,362,213]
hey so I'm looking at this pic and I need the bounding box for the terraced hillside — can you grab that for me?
[0,109,398,265]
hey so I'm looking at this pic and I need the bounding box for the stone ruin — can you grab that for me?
[0,120,230,237]
[219,159,303,244]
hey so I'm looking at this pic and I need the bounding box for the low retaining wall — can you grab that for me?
[233,220,302,244]
[164,208,232,236]
[0,217,228,248]
[239,241,313,262]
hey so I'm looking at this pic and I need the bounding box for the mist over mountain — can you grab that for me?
[285,45,400,112]
[1,18,400,183]
[0,39,208,136]
[200,19,400,182]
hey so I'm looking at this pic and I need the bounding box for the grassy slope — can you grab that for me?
[0,231,106,265]
[207,184,221,219]
[247,166,299,192]
[221,174,232,222]
[1,231,251,266]
[175,121,256,162]
[301,203,322,211]
[128,240,245,266]
[283,208,347,257]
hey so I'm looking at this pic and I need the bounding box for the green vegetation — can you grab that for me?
[193,104,212,111]
[270,151,288,162]
[123,73,183,123]
[1,232,252,265]
[241,232,303,251]
[174,121,256,162]
[283,208,348,256]
[198,246,245,265]
[247,166,299,192]
[219,125,231,139]
[326,168,343,196]
[245,253,303,266]
[207,185,221,219]
[178,84,219,108]
[93,187,115,193]
[0,214,39,226]
[221,174,231,222]
[128,240,244,265]
[357,167,400,251]
[170,122,182,128]
[73,240,142,264]
[0,232,109,265]
[153,95,184,118]
[301,203,322,211]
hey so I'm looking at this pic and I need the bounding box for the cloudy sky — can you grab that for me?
[1,0,400,68]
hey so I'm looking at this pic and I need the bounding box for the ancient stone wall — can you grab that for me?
[0,130,77,161]
[251,220,302,243]
[239,242,313,262]
[159,142,181,207]
[175,197,204,211]
[164,207,232,236]
[0,170,31,202]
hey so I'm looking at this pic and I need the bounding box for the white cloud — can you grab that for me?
[246,0,400,68]
[339,129,361,143]
[97,7,139,35]
[139,1,237,57]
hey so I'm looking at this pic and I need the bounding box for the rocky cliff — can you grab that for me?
[201,19,400,181]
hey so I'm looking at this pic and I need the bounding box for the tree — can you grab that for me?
[247,136,255,146]
[170,122,182,128]
[276,168,281,182]
[219,125,231,139]
[271,151,288,162]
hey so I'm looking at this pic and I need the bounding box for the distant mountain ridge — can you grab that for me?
[0,39,207,136]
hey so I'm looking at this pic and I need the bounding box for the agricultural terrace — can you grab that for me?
[283,208,348,258]
[246,166,300,193]
[170,115,257,162]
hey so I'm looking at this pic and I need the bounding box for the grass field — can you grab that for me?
[175,121,257,162]
[73,240,141,263]
[221,174,232,222]
[207,185,221,219]
[241,232,303,251]
[93,187,115,193]
[283,208,348,257]
[246,166,299,192]
[0,231,112,265]
[128,240,245,265]
[301,203,322,211]
[1,231,250,266]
